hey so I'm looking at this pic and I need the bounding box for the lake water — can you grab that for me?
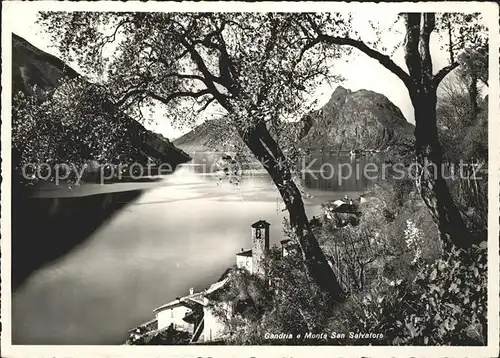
[12,153,379,345]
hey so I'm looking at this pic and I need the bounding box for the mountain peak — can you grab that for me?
[174,86,414,153]
[12,33,79,99]
[329,85,351,105]
[331,85,350,96]
[300,86,414,150]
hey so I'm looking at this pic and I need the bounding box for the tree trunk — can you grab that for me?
[412,88,473,250]
[241,123,345,302]
[402,13,475,250]
[468,71,479,125]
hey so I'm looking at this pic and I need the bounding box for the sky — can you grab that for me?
[10,10,453,140]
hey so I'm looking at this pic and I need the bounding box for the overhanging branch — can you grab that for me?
[196,96,216,114]
[97,19,134,58]
[115,88,211,108]
[302,34,412,89]
[147,89,212,106]
[158,72,208,84]
[297,37,322,65]
[433,62,460,86]
[179,38,231,109]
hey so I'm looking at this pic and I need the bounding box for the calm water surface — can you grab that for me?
[12,153,379,344]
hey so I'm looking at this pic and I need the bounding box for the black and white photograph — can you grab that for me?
[1,1,499,356]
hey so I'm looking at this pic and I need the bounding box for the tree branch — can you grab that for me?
[297,37,322,66]
[419,13,435,82]
[303,34,412,89]
[97,19,134,59]
[403,13,422,88]
[115,87,211,108]
[256,17,281,106]
[434,62,460,87]
[147,89,211,107]
[158,72,208,84]
[114,72,208,107]
[155,48,191,71]
[195,20,240,95]
[196,96,216,114]
[179,37,231,109]
[115,85,147,107]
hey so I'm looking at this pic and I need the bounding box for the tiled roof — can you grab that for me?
[235,249,253,257]
[184,296,207,306]
[153,291,205,312]
[206,277,229,294]
[251,220,270,228]
[153,278,230,312]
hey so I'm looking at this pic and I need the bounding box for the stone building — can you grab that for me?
[235,249,253,273]
[280,239,296,257]
[152,278,231,343]
[235,220,270,278]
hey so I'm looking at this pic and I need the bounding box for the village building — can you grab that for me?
[152,278,232,343]
[235,220,270,277]
[153,288,203,334]
[131,220,272,344]
[280,239,297,257]
[235,249,253,273]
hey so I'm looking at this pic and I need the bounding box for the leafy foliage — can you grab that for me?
[265,244,334,336]
[12,79,145,184]
[437,68,488,163]
[333,243,487,345]
[436,46,488,238]
[317,178,440,291]
[37,12,344,134]
[206,268,271,344]
[220,244,335,345]
[216,200,486,346]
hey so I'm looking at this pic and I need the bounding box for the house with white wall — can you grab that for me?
[153,287,202,334]
[153,278,232,343]
[136,220,272,344]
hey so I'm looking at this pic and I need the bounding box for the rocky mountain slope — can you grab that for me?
[11,34,191,289]
[12,33,190,166]
[300,86,414,150]
[173,86,415,153]
[12,34,79,100]
[173,119,238,152]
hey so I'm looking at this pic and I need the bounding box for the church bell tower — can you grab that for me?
[251,220,270,278]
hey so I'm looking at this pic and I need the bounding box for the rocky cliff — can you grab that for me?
[299,86,414,150]
[174,86,414,153]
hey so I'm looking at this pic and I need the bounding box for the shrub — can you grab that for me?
[331,242,487,345]
[317,177,441,292]
[12,79,145,185]
[220,244,336,345]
